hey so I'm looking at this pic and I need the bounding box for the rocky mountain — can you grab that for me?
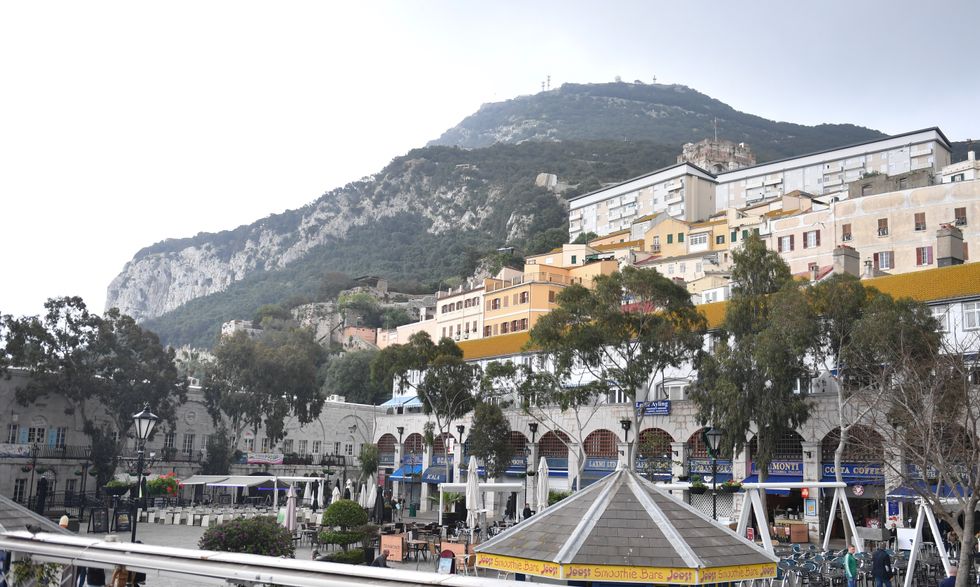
[429,82,885,161]
[108,82,950,349]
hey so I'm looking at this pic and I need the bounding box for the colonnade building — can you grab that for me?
[373,261,980,542]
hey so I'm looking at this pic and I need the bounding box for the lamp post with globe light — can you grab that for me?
[705,428,723,521]
[131,404,158,543]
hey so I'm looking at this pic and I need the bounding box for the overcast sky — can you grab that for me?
[2,0,978,320]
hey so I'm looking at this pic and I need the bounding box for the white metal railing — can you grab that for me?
[0,532,521,587]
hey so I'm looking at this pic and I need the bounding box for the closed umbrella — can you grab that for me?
[536,456,550,514]
[283,484,297,533]
[366,475,377,513]
[302,480,312,506]
[331,484,341,504]
[316,478,325,509]
[465,456,480,543]
[358,482,368,508]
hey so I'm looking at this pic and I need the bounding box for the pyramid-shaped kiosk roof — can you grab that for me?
[474,469,777,584]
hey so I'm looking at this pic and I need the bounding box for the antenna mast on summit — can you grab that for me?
[546,75,551,91]
[713,117,718,142]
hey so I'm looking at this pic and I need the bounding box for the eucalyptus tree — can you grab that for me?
[689,234,818,482]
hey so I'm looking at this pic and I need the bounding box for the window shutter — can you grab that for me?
[927,246,934,264]
[778,238,783,253]
[873,253,879,269]
[815,230,821,247]
[19,428,28,444]
[916,248,923,265]
[790,235,795,251]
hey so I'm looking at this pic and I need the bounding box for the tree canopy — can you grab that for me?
[689,234,816,479]
[321,350,388,405]
[467,402,514,480]
[203,324,327,446]
[2,297,187,485]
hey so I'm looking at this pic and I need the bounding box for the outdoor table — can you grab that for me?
[407,539,429,561]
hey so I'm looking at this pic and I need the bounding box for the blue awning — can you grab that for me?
[379,396,414,408]
[421,466,448,484]
[389,463,422,482]
[888,483,972,501]
[742,474,803,496]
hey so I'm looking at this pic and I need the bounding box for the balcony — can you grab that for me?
[485,272,578,293]
[665,192,684,205]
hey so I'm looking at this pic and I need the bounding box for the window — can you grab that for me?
[345,443,354,456]
[13,479,27,503]
[512,293,519,306]
[182,433,195,454]
[873,251,894,270]
[66,479,77,495]
[243,437,255,451]
[520,318,528,331]
[695,262,702,273]
[877,218,889,236]
[441,327,446,338]
[312,440,321,454]
[742,229,749,240]
[914,212,926,231]
[262,437,275,452]
[803,230,821,249]
[690,233,708,246]
[164,432,176,449]
[334,441,341,454]
[501,322,510,334]
[571,255,577,264]
[511,320,518,332]
[54,427,67,449]
[679,262,686,274]
[490,298,500,310]
[916,246,934,266]
[678,233,685,243]
[931,306,949,332]
[667,264,674,274]
[716,235,725,245]
[955,207,967,226]
[778,235,794,252]
[503,296,509,308]
[951,173,965,183]
[899,177,909,189]
[667,234,673,244]
[730,231,737,243]
[6,424,17,444]
[963,302,980,330]
[548,291,556,303]
[283,439,294,453]
[519,291,529,304]
[27,427,45,444]
[484,325,492,337]
[492,324,498,335]
[842,224,852,242]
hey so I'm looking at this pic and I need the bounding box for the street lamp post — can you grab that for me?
[620,419,632,469]
[705,428,723,521]
[131,404,159,543]
[395,427,404,501]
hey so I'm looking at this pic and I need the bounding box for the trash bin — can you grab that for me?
[409,503,417,517]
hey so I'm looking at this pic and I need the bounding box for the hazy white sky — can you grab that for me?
[2,0,978,319]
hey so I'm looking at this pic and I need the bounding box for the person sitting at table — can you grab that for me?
[370,549,390,568]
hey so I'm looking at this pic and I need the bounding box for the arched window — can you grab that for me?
[378,434,396,455]
[433,432,455,455]
[404,433,424,455]
[749,430,804,461]
[539,431,569,459]
[821,426,883,463]
[638,428,673,459]
[584,429,618,458]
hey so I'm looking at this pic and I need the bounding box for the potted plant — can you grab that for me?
[721,480,743,493]
[147,472,181,497]
[199,515,295,558]
[319,499,369,564]
[357,523,379,564]
[104,479,132,496]
[689,475,707,494]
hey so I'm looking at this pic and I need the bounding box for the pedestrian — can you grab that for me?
[522,503,533,521]
[394,498,402,521]
[889,522,898,550]
[844,545,859,587]
[939,565,956,587]
[370,549,390,567]
[871,543,893,587]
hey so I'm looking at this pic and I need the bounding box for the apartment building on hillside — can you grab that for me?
[569,128,953,241]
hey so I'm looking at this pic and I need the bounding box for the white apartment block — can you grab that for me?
[570,128,953,241]
[436,282,485,343]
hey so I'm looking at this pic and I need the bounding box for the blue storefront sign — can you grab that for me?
[688,459,733,475]
[751,460,804,476]
[821,462,884,482]
[380,453,395,466]
[402,454,422,466]
[585,457,618,471]
[432,454,453,466]
[634,400,671,416]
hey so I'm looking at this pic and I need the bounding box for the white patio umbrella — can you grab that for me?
[465,456,480,543]
[316,478,326,509]
[331,484,341,504]
[283,484,297,533]
[536,456,550,514]
[358,482,368,508]
[302,480,312,506]
[366,474,377,512]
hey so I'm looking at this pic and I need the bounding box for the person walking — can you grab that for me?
[522,503,532,521]
[844,545,859,587]
[871,543,893,587]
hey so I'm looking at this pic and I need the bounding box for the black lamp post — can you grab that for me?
[395,427,404,500]
[131,403,158,543]
[528,422,538,444]
[705,428,723,521]
[620,419,632,468]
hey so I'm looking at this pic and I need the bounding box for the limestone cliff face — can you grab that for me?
[106,156,547,322]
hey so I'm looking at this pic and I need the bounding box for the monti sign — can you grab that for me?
[635,400,671,416]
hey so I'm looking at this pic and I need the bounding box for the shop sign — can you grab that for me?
[752,460,803,475]
[246,452,284,465]
[546,457,568,469]
[821,463,883,478]
[566,564,697,584]
[585,457,618,471]
[510,456,527,467]
[0,444,31,458]
[688,459,733,475]
[402,454,422,466]
[432,455,454,466]
[379,453,395,466]
[635,400,671,416]
[636,457,671,472]
[475,553,561,578]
